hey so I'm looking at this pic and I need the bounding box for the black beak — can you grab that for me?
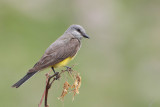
[83,34,90,39]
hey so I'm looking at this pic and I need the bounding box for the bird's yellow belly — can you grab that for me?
[53,57,73,68]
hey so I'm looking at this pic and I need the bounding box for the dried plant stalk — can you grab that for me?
[38,65,81,107]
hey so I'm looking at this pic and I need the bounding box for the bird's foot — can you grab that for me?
[48,71,59,81]
[54,72,60,80]
[65,66,72,71]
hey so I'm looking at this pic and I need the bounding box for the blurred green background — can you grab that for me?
[0,0,160,107]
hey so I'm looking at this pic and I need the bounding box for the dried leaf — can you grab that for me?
[76,74,81,88]
[58,81,70,101]
[72,74,81,101]
[58,71,82,102]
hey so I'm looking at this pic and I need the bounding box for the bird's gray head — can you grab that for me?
[66,24,90,40]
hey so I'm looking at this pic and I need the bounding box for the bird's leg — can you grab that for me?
[51,67,56,73]
[51,67,59,80]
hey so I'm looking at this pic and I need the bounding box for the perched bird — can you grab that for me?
[12,24,89,88]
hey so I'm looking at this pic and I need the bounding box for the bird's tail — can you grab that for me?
[12,71,38,88]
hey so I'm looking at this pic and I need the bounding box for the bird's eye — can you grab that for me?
[77,28,81,32]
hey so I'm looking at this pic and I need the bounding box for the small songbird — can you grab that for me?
[12,24,89,88]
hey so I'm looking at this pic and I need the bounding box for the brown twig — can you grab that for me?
[45,72,60,107]
[38,71,51,107]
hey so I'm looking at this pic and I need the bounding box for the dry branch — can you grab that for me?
[38,66,81,107]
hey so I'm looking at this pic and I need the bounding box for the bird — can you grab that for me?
[12,24,89,88]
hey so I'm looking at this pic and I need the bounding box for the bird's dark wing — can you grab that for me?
[28,38,80,72]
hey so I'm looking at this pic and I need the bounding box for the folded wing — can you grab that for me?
[28,38,80,72]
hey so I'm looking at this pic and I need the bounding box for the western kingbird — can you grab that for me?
[12,24,89,88]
